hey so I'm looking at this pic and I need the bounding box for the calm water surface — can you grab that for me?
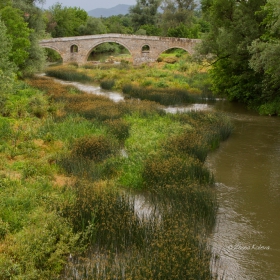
[207,102,280,280]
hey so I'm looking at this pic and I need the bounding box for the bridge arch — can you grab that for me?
[156,46,191,61]
[41,46,63,63]
[85,40,132,62]
[41,45,63,58]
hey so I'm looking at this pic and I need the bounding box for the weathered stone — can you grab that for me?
[39,34,201,65]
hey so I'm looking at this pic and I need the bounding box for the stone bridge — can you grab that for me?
[39,34,201,65]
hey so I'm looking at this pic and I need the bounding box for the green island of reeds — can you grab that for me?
[0,58,233,279]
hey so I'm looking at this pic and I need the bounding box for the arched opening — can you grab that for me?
[44,47,63,64]
[157,48,191,71]
[87,42,131,64]
[142,45,150,53]
[70,45,78,53]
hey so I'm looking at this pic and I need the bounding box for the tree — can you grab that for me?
[129,0,161,32]
[48,4,88,37]
[199,0,266,105]
[0,6,31,72]
[78,17,107,35]
[0,0,47,76]
[161,0,197,35]
[102,15,133,34]
[249,0,280,114]
[0,17,16,93]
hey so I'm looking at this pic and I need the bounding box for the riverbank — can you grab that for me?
[0,70,232,278]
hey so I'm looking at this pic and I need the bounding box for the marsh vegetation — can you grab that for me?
[0,52,233,279]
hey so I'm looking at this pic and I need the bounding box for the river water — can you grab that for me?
[208,102,280,280]
[45,76,280,279]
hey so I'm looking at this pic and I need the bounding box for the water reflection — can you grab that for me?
[164,103,211,113]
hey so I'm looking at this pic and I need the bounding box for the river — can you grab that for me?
[45,76,280,279]
[208,102,280,280]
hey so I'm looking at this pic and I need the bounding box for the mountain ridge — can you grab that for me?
[88,4,132,18]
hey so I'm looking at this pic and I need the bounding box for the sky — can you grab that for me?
[41,0,137,11]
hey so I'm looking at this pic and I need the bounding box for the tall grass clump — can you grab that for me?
[100,79,115,90]
[142,153,213,187]
[58,135,119,180]
[177,111,234,150]
[104,119,130,143]
[71,135,117,162]
[123,84,202,105]
[163,130,209,162]
[46,67,92,83]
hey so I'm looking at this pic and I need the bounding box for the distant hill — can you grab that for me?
[88,4,132,18]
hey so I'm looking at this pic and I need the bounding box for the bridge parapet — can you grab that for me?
[39,34,201,65]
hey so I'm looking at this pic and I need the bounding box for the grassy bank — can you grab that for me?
[0,73,232,279]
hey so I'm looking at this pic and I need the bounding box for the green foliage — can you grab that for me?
[0,6,31,72]
[199,0,276,112]
[129,0,161,31]
[161,0,197,36]
[248,0,280,114]
[78,16,107,35]
[102,15,133,34]
[48,3,88,37]
[139,24,162,36]
[0,0,46,77]
[0,210,77,279]
[0,18,16,92]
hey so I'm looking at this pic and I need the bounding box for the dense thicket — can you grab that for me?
[200,0,280,115]
[0,0,45,77]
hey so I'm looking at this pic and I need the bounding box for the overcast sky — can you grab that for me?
[41,0,136,11]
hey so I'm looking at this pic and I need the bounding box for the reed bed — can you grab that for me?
[62,181,214,280]
[123,84,201,105]
[46,67,92,83]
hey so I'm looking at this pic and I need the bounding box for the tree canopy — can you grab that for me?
[199,0,267,107]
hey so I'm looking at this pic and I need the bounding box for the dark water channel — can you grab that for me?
[44,76,280,279]
[208,102,280,280]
